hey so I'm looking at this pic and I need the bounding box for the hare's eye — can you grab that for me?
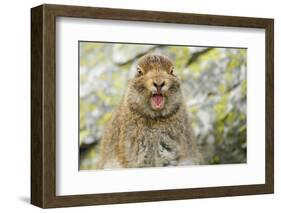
[170,68,175,76]
[137,67,143,76]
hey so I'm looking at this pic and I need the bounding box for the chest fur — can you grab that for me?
[119,125,186,167]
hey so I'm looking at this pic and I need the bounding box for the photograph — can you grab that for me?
[79,42,247,170]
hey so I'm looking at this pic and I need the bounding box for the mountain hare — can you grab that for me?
[97,54,202,169]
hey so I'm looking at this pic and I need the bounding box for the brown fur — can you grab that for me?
[97,54,202,169]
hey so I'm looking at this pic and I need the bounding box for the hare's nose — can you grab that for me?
[153,80,165,92]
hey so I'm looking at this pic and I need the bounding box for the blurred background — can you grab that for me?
[79,42,247,170]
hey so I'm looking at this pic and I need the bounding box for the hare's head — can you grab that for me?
[126,54,183,119]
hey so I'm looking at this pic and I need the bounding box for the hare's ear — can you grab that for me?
[136,66,144,76]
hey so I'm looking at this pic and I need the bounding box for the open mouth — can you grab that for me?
[150,93,165,110]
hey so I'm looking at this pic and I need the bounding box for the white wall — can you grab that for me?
[0,0,279,212]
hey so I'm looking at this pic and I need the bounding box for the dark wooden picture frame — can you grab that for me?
[31,4,274,208]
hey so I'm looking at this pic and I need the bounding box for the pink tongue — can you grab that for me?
[152,95,163,106]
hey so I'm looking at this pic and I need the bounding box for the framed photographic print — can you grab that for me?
[31,4,274,208]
